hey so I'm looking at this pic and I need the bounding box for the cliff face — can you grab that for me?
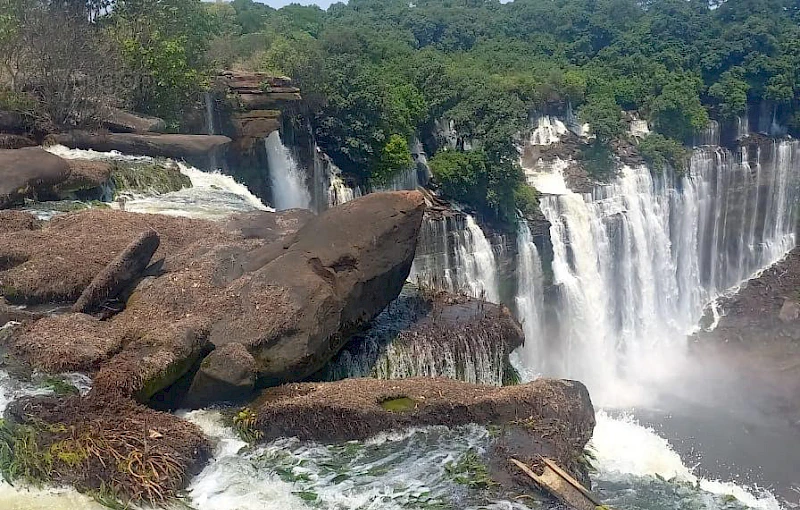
[212,71,304,203]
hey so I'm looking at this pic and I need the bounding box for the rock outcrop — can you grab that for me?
[0,209,229,304]
[694,247,800,430]
[3,394,211,504]
[251,377,595,485]
[184,342,257,407]
[56,159,113,197]
[46,131,231,171]
[72,230,160,314]
[4,192,425,403]
[103,108,166,134]
[0,147,71,208]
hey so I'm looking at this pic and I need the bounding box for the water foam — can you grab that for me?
[592,411,782,510]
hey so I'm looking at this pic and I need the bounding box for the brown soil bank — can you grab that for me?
[2,394,210,505]
[253,377,595,486]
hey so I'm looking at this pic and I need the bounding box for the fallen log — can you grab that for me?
[510,457,605,510]
[72,230,160,313]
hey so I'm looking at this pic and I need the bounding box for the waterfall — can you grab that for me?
[512,220,545,379]
[530,115,568,145]
[264,131,312,211]
[410,214,500,303]
[737,115,750,140]
[695,120,720,147]
[203,92,216,135]
[534,140,800,402]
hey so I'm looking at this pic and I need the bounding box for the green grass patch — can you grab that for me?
[379,397,416,412]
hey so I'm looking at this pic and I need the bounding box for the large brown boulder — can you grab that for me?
[56,159,113,195]
[7,193,424,403]
[0,147,71,208]
[46,131,231,170]
[207,190,426,385]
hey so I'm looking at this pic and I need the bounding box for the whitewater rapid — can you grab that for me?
[44,145,271,220]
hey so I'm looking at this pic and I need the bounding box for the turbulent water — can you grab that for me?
[264,131,313,211]
[44,145,271,220]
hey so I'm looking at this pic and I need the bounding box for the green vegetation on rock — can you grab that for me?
[110,161,192,197]
[379,396,416,412]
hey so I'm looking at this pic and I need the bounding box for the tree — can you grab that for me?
[373,134,412,186]
[648,74,710,141]
[708,68,750,119]
[111,0,214,126]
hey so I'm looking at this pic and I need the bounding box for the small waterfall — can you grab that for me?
[513,220,545,378]
[533,140,800,401]
[629,119,650,138]
[380,166,420,191]
[203,92,216,135]
[695,120,720,147]
[530,115,568,145]
[328,171,360,207]
[737,115,750,140]
[410,214,500,303]
[264,131,312,211]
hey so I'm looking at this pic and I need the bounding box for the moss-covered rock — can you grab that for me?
[110,160,191,197]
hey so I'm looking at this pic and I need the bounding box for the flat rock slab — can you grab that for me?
[253,377,595,443]
[0,209,230,304]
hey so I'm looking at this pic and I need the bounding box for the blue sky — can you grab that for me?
[259,0,342,7]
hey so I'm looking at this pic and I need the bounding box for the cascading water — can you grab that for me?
[44,145,271,220]
[534,141,799,401]
[511,220,545,380]
[410,214,500,303]
[203,92,216,135]
[264,131,312,211]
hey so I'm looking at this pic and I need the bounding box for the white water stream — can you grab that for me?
[264,131,312,211]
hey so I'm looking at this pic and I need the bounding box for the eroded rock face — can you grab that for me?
[0,147,71,208]
[56,159,113,196]
[184,342,257,408]
[319,288,525,385]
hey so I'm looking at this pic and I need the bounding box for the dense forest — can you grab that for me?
[1,0,799,222]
